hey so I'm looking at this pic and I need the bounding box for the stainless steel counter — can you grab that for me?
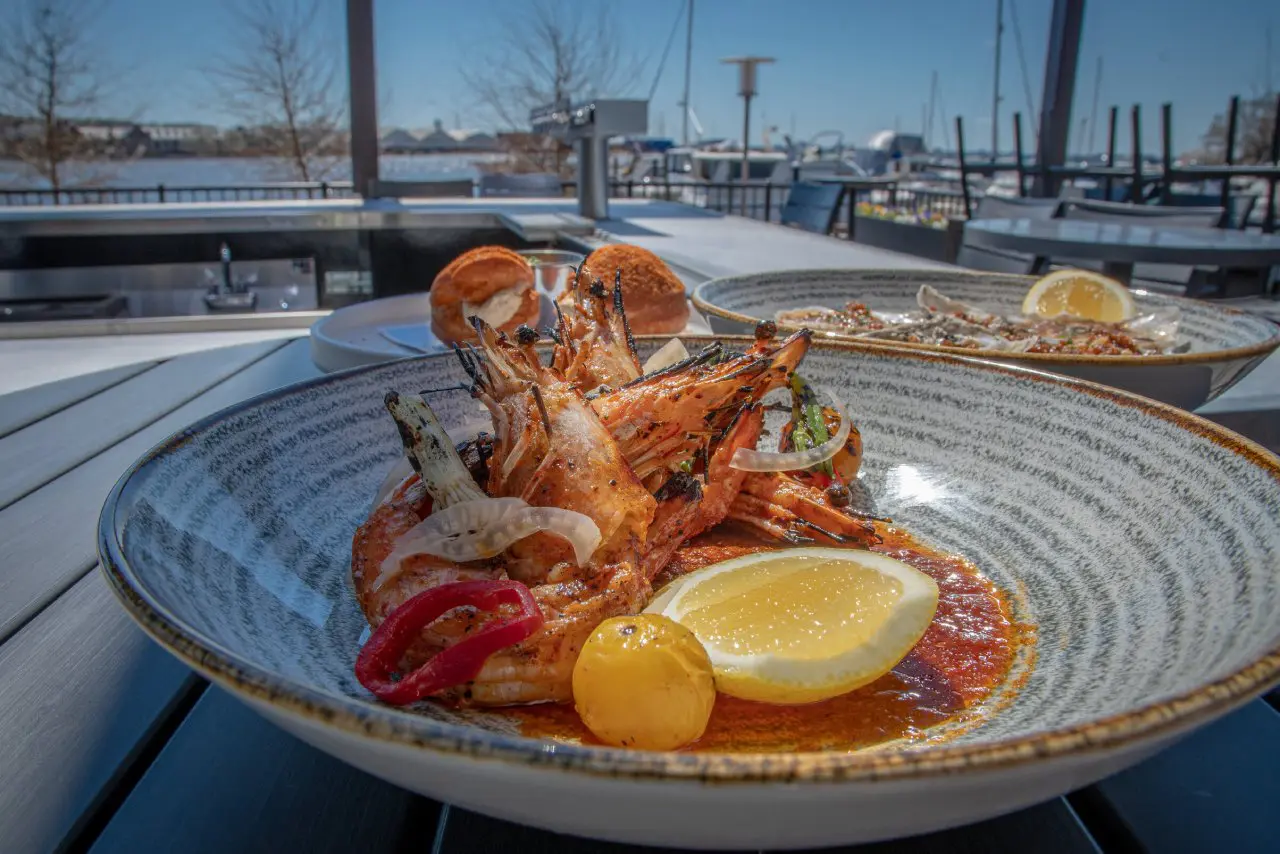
[0,198,598,241]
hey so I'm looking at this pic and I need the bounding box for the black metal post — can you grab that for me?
[1105,105,1118,201]
[956,116,973,218]
[1265,94,1280,234]
[845,188,857,241]
[1013,111,1026,197]
[1270,93,1280,165]
[346,0,379,197]
[157,184,166,203]
[1032,0,1086,197]
[1219,95,1239,212]
[764,184,772,222]
[1160,103,1173,205]
[1130,105,1143,203]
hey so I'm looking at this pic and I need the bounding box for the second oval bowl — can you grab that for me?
[692,268,1280,409]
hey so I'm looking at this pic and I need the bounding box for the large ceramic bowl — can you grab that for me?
[98,337,1280,850]
[691,268,1280,410]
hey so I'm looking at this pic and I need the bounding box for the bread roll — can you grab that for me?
[576,244,689,335]
[430,246,539,344]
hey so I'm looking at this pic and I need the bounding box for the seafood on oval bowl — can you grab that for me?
[99,327,1280,850]
[691,268,1280,410]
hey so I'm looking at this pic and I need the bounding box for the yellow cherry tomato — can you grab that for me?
[572,614,716,750]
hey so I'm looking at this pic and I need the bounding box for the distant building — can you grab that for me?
[139,123,217,154]
[417,120,459,152]
[380,128,422,153]
[74,120,135,142]
[450,130,497,151]
[68,120,217,155]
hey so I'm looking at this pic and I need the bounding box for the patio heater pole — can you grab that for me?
[992,0,1004,161]
[346,0,379,197]
[722,56,774,216]
[1032,0,1085,197]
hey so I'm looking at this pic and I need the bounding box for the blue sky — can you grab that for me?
[90,0,1276,155]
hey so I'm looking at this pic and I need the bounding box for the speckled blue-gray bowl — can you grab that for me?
[99,337,1280,850]
[692,268,1280,410]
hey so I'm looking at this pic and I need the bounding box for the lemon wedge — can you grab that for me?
[1021,269,1136,323]
[645,548,939,704]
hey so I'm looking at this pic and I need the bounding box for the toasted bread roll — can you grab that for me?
[575,244,689,335]
[430,246,539,344]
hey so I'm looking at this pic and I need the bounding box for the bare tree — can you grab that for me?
[461,0,644,173]
[0,0,109,195]
[208,0,345,181]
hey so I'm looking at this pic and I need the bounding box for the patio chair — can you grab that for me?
[477,172,565,198]
[1164,192,1257,230]
[1229,194,1258,231]
[778,181,843,235]
[1057,200,1224,293]
[954,196,1064,274]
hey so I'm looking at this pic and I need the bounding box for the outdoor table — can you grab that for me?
[964,217,1280,290]
[0,332,1276,853]
[1,201,1278,852]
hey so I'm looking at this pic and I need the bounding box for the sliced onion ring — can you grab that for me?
[729,393,852,473]
[373,457,415,507]
[372,497,602,592]
[641,337,689,374]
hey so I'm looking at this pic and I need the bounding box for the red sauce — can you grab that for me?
[506,524,1031,752]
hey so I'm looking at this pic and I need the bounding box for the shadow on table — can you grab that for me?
[596,220,672,238]
[607,202,727,220]
[33,624,198,852]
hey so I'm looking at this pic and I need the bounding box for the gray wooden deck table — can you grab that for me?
[1,205,1278,852]
[0,338,1277,853]
[964,217,1280,290]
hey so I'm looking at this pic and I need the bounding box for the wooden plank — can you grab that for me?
[0,339,321,643]
[0,570,199,854]
[1071,700,1280,853]
[0,362,155,440]
[0,341,324,854]
[87,688,434,854]
[435,797,1100,854]
[0,339,287,510]
[0,329,307,395]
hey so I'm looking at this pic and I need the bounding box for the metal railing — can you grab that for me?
[935,96,1280,232]
[596,179,972,228]
[0,181,357,206]
[2,175,972,242]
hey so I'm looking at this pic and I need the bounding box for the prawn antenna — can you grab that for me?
[452,343,482,387]
[613,268,638,361]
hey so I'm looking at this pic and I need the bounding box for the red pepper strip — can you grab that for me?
[356,579,543,705]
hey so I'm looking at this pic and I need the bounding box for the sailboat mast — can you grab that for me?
[927,70,938,149]
[681,0,694,145]
[992,0,1004,160]
[1087,56,1102,154]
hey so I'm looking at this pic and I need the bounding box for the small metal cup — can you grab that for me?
[520,249,586,298]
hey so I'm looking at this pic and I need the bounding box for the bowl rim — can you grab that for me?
[690,268,1280,368]
[98,335,1280,785]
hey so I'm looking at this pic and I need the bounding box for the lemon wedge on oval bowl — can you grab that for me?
[1021,269,1136,323]
[645,548,939,704]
